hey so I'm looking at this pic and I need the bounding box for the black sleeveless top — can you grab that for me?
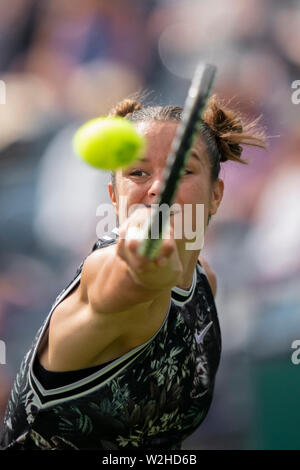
[0,233,221,450]
[32,357,117,389]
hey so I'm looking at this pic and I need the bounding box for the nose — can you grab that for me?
[147,174,163,201]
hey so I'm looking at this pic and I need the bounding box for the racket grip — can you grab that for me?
[137,203,170,259]
[137,221,163,259]
[138,236,163,259]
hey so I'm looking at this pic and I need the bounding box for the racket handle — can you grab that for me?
[137,206,165,259]
[138,63,217,260]
[139,238,163,259]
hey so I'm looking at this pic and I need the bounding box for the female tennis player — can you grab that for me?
[0,96,265,450]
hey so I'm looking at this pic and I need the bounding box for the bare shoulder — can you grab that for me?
[84,242,117,270]
[79,244,116,297]
[198,256,217,297]
[80,242,162,315]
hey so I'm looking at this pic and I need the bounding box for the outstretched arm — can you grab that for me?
[81,207,183,314]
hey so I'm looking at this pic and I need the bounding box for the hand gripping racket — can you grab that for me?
[138,63,217,259]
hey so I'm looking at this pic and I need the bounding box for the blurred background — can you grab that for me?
[0,0,299,450]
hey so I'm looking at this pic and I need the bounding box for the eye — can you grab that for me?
[129,170,148,177]
[183,168,193,175]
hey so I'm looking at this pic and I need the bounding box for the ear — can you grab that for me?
[108,181,120,227]
[209,178,224,216]
[108,182,117,207]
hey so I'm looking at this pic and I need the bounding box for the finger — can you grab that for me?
[159,239,175,258]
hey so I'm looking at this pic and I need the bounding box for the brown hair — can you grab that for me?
[109,95,266,185]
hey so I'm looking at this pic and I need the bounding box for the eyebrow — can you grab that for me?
[125,151,202,171]
[190,150,203,164]
[141,152,201,162]
[123,157,148,170]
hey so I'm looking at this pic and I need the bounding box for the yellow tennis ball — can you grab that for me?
[72,116,146,170]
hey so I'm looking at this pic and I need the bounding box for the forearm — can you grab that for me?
[87,248,166,314]
[85,207,183,314]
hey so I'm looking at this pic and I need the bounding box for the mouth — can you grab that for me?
[144,203,181,217]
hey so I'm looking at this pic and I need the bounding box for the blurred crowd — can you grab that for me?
[0,0,299,449]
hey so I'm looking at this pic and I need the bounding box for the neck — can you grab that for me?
[175,239,200,290]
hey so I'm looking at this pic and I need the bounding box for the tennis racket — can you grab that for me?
[138,63,217,259]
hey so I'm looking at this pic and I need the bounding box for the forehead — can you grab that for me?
[136,120,177,158]
[136,120,208,160]
[137,120,177,139]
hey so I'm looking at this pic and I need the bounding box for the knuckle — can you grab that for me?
[126,238,139,252]
[162,239,175,253]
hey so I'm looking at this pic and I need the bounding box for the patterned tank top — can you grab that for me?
[0,233,221,450]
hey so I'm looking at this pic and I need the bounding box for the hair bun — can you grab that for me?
[203,95,244,162]
[203,95,266,164]
[108,99,142,118]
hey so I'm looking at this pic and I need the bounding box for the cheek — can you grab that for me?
[177,177,210,204]
[116,178,138,199]
[176,178,212,229]
[124,183,146,204]
[115,180,147,223]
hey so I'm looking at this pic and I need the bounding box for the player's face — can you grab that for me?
[108,121,223,241]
